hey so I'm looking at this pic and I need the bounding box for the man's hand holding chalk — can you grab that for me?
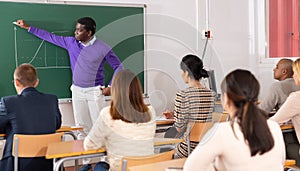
[13,20,30,30]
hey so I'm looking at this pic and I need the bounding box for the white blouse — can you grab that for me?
[84,106,156,171]
[184,120,285,171]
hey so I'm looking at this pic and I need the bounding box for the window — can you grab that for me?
[268,0,299,58]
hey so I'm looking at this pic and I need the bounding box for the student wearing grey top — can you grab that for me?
[259,58,300,113]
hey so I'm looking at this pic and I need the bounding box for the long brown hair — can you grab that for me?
[110,69,151,123]
[221,69,274,156]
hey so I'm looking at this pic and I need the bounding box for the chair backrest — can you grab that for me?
[188,122,214,142]
[212,112,229,123]
[12,133,64,171]
[121,150,175,171]
[186,122,214,156]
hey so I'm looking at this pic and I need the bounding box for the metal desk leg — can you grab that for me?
[63,131,79,170]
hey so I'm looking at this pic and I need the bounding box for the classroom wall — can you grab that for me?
[3,0,277,118]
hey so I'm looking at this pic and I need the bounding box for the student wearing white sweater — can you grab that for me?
[184,69,285,171]
[83,69,156,171]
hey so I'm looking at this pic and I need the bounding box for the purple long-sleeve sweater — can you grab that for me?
[29,26,124,88]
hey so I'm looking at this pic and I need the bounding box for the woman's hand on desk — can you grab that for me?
[163,110,174,119]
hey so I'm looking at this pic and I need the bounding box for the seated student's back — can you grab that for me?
[84,69,156,171]
[184,69,285,171]
[0,63,62,171]
[162,54,214,158]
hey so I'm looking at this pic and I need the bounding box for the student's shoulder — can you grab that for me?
[266,120,282,133]
[272,78,294,88]
[176,89,187,97]
[284,91,300,102]
[1,94,19,102]
[199,122,230,144]
[0,95,21,110]
[100,106,111,117]
[177,87,198,94]
[37,92,59,102]
[269,81,282,89]
[289,90,300,97]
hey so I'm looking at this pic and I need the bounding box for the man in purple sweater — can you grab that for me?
[16,17,123,171]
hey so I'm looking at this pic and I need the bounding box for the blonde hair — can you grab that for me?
[110,69,151,123]
[293,58,300,83]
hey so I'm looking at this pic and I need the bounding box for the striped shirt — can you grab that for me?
[174,87,215,158]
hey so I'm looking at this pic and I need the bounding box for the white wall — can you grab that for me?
[4,0,277,118]
[146,0,277,114]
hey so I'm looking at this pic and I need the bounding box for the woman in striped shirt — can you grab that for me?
[163,54,215,158]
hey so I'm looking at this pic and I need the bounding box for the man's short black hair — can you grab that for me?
[77,17,96,35]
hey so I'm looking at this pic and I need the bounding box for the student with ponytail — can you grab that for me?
[184,69,285,171]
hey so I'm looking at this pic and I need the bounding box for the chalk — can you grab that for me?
[12,21,17,25]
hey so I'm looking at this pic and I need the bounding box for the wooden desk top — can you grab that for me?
[129,158,186,171]
[281,124,294,130]
[56,126,83,132]
[46,137,183,159]
[285,159,296,166]
[128,158,295,171]
[154,138,183,146]
[214,101,222,105]
[46,140,105,159]
[156,119,175,126]
[0,126,82,138]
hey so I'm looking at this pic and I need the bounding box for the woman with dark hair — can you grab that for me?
[184,69,285,171]
[83,69,156,171]
[163,54,215,158]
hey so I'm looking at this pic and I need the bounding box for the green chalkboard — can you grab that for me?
[0,1,144,98]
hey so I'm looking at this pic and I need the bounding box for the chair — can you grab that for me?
[12,133,64,171]
[284,159,300,171]
[187,122,214,156]
[212,112,230,122]
[121,150,175,171]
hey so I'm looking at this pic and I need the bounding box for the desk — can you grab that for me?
[156,119,174,133]
[57,126,83,132]
[0,126,83,140]
[284,159,300,170]
[154,137,183,149]
[156,119,175,126]
[46,138,183,171]
[57,126,83,140]
[46,140,106,171]
[129,158,296,171]
[281,124,294,133]
[129,158,186,171]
